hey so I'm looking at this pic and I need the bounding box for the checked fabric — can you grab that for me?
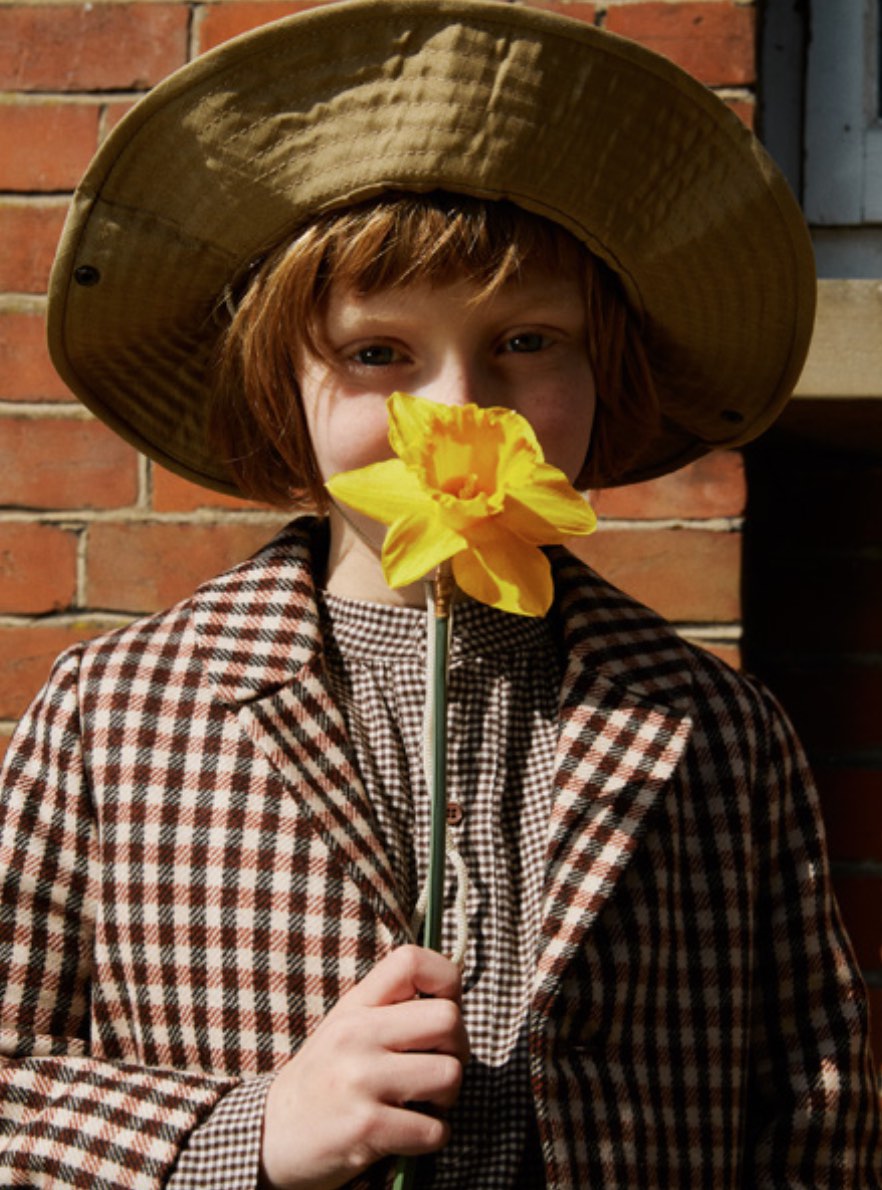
[0,519,879,1187]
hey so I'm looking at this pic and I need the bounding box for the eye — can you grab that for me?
[503,332,550,354]
[352,344,401,366]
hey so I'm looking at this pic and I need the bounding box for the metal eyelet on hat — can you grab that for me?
[74,265,101,287]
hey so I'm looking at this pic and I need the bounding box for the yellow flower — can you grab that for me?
[325,392,597,616]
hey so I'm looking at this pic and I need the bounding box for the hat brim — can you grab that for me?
[47,0,815,494]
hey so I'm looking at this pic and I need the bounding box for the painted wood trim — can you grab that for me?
[793,279,882,400]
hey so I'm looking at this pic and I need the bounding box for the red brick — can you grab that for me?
[0,309,71,402]
[152,464,276,513]
[605,2,755,86]
[86,520,285,613]
[0,6,188,91]
[567,527,741,621]
[0,620,121,720]
[592,451,746,520]
[196,1,330,51]
[0,523,77,614]
[0,417,138,510]
[816,770,882,865]
[831,873,882,972]
[0,202,67,294]
[0,100,99,192]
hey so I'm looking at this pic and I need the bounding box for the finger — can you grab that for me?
[379,1051,465,1112]
[370,997,470,1062]
[370,1103,452,1158]
[346,945,463,1009]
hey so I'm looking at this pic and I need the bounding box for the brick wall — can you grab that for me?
[4,0,878,1056]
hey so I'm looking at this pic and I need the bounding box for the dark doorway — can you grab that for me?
[742,400,882,1047]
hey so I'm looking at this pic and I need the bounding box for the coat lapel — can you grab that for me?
[191,519,409,938]
[532,550,695,1011]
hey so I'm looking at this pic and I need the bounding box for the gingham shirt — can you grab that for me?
[319,591,557,1184]
[1,520,879,1189]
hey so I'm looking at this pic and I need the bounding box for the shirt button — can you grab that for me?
[446,801,464,826]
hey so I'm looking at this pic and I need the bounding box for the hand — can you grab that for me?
[260,945,469,1190]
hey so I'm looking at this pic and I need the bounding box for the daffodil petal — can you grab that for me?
[503,479,597,545]
[387,392,441,467]
[499,499,572,546]
[382,511,466,588]
[493,409,544,473]
[326,459,427,525]
[453,534,553,617]
[502,461,597,537]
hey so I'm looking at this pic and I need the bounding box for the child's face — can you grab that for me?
[298,260,596,492]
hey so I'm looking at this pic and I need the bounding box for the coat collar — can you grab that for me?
[190,518,327,704]
[189,524,699,711]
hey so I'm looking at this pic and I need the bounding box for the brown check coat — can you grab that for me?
[1,519,879,1188]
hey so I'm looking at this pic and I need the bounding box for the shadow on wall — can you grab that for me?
[742,401,882,1056]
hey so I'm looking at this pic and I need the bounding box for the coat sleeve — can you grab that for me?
[744,680,881,1186]
[0,648,243,1189]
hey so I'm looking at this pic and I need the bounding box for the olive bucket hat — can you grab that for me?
[47,0,815,494]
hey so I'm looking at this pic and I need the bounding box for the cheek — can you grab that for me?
[528,384,596,485]
[308,398,394,480]
[339,407,395,470]
[297,359,395,479]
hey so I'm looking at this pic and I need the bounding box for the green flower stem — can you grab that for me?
[424,608,450,952]
[393,1155,418,1189]
[392,566,453,1190]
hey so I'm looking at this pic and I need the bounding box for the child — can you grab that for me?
[1,1,879,1187]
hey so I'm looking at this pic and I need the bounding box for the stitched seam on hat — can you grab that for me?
[242,131,539,181]
[82,196,240,262]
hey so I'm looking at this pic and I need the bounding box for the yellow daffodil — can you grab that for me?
[325,392,597,616]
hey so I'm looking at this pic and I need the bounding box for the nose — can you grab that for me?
[415,351,492,409]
